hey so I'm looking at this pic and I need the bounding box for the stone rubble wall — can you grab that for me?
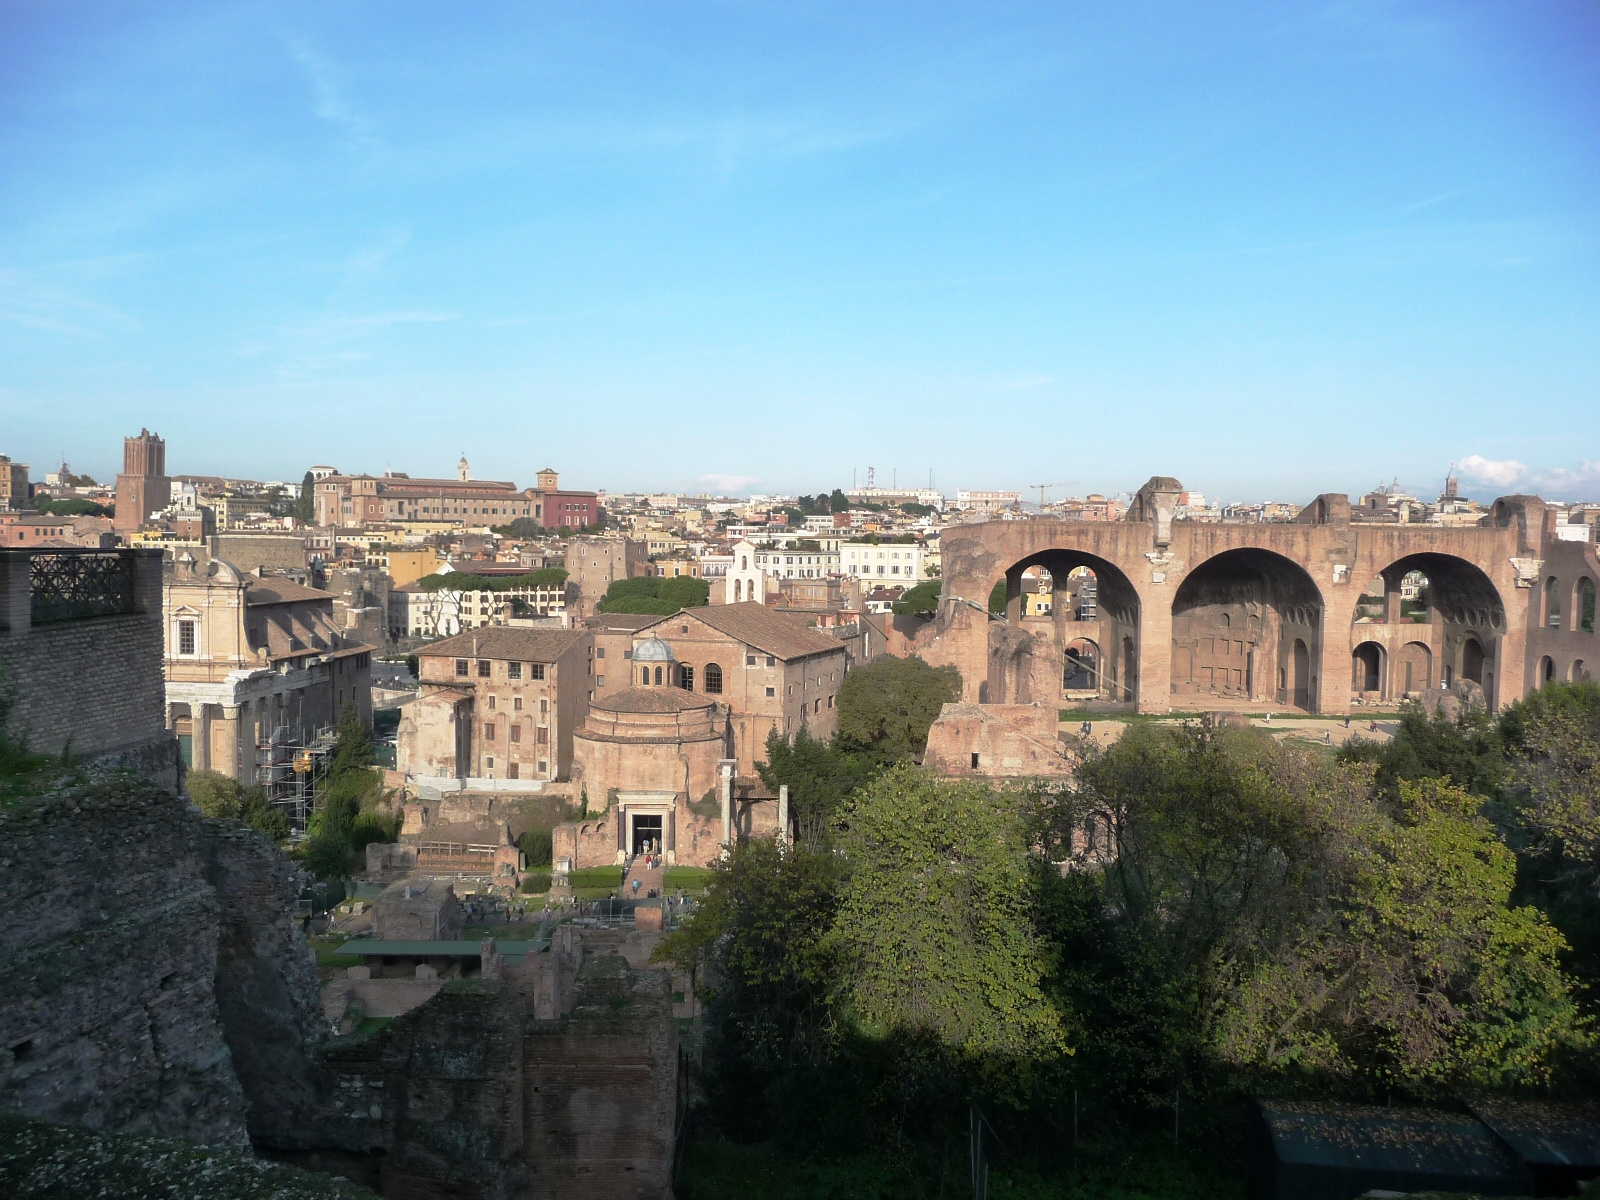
[0,774,333,1151]
[0,777,251,1147]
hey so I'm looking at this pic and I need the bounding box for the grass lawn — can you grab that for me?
[308,937,362,971]
[665,866,714,893]
[568,866,624,889]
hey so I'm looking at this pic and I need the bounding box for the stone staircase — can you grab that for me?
[622,854,665,900]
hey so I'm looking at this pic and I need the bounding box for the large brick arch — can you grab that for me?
[936,477,1545,714]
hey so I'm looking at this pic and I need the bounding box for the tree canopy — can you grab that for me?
[835,654,961,763]
[890,580,940,616]
[596,574,710,614]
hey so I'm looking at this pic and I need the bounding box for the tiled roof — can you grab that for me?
[584,613,661,632]
[243,577,334,606]
[670,602,843,661]
[419,626,586,662]
[592,686,715,714]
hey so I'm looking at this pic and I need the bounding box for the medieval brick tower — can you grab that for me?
[114,429,171,537]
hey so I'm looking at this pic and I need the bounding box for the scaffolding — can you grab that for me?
[256,724,338,832]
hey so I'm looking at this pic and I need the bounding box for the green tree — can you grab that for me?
[187,769,289,840]
[756,727,874,846]
[296,470,315,524]
[1504,683,1600,875]
[655,838,843,1135]
[596,573,709,614]
[329,704,373,779]
[989,579,1008,613]
[891,580,940,616]
[828,488,848,514]
[830,765,1068,1068]
[836,655,960,764]
[1217,778,1586,1090]
[519,828,554,867]
[33,497,110,517]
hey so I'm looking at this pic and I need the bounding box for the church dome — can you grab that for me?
[632,636,675,663]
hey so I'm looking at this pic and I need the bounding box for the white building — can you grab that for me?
[754,542,839,579]
[955,489,1021,514]
[390,576,567,639]
[722,540,771,604]
[841,541,928,582]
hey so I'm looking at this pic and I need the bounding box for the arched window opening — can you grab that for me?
[1400,570,1430,622]
[1291,639,1311,710]
[704,663,723,694]
[1571,660,1588,683]
[1352,643,1382,694]
[679,664,695,690]
[641,666,650,686]
[653,665,663,685]
[1545,578,1562,628]
[1063,638,1100,691]
[1462,638,1484,684]
[1540,656,1555,686]
[1577,578,1596,633]
[733,579,742,602]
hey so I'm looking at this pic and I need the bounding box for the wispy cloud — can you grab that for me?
[700,473,757,494]
[1530,461,1600,499]
[0,270,138,338]
[336,311,458,328]
[283,36,377,146]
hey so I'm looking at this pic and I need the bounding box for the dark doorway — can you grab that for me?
[1292,639,1310,710]
[632,814,662,856]
[1463,638,1484,684]
[1352,643,1382,693]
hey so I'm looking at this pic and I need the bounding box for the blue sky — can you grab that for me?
[1,1,1597,502]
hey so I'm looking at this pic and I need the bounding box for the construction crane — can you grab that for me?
[1031,482,1073,510]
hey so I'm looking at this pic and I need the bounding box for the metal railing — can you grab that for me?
[28,549,136,624]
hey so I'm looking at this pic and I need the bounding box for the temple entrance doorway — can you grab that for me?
[631,813,662,856]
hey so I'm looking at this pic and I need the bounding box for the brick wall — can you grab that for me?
[0,549,172,777]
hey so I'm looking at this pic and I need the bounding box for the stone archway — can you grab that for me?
[1352,641,1384,696]
[1171,547,1325,711]
[988,550,1142,706]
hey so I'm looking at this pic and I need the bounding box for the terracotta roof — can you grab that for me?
[584,613,660,632]
[592,686,715,714]
[419,626,586,662]
[658,602,843,661]
[243,577,334,606]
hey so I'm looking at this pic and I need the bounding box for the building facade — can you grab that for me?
[0,455,28,511]
[628,603,849,783]
[841,540,928,581]
[398,626,593,783]
[163,555,373,793]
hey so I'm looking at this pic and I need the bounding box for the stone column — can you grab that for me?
[1317,588,1358,717]
[193,704,212,771]
[217,705,241,780]
[776,785,789,851]
[718,758,736,847]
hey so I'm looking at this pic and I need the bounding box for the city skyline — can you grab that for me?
[3,2,1598,497]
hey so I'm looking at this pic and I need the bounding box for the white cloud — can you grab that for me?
[700,474,757,494]
[1530,461,1600,499]
[1457,455,1526,488]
